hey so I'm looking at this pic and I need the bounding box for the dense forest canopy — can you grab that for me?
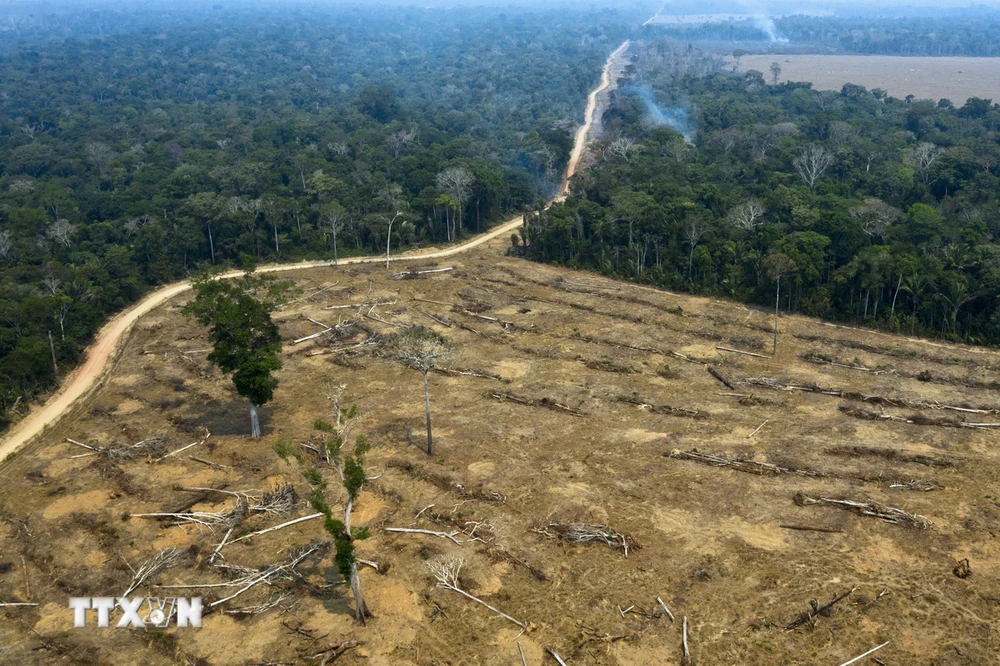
[646,11,1000,56]
[0,3,634,430]
[529,40,1000,348]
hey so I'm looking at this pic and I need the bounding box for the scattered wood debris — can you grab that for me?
[794,493,932,529]
[124,548,184,597]
[306,639,360,666]
[488,391,586,417]
[786,587,855,630]
[535,523,639,557]
[707,366,737,390]
[68,436,168,462]
[390,267,454,280]
[839,641,890,666]
[667,449,826,477]
[779,524,843,534]
[428,556,527,628]
[838,404,1000,429]
[823,445,954,468]
[433,367,507,382]
[953,558,972,579]
[615,395,700,417]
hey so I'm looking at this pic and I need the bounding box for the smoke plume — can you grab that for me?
[633,86,697,144]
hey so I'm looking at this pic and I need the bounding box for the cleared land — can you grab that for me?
[738,54,1000,104]
[1,241,999,665]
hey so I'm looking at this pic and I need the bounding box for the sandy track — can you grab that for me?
[0,41,631,463]
[561,40,630,196]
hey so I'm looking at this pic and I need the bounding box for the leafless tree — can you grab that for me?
[682,216,707,279]
[390,327,451,456]
[727,198,766,232]
[769,61,781,85]
[20,122,44,140]
[0,230,13,264]
[327,141,349,157]
[605,136,639,162]
[46,219,76,248]
[123,214,156,238]
[911,142,942,183]
[748,124,777,161]
[435,167,474,237]
[793,144,835,188]
[41,272,62,296]
[764,253,797,354]
[9,178,35,193]
[385,127,417,158]
[851,198,902,240]
[84,141,112,177]
[827,121,858,152]
[320,202,346,265]
[711,128,744,155]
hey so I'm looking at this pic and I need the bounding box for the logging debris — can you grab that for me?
[786,587,856,630]
[615,395,700,417]
[390,267,454,280]
[428,556,527,629]
[794,493,932,529]
[707,366,737,390]
[67,436,168,462]
[741,376,1000,415]
[386,459,506,504]
[779,524,843,534]
[123,548,184,597]
[535,523,639,557]
[823,445,954,468]
[667,449,826,478]
[488,391,586,417]
[838,403,1000,429]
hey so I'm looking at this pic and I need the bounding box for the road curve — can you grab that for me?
[0,40,631,463]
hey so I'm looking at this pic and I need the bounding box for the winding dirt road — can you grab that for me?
[0,40,632,463]
[561,40,631,196]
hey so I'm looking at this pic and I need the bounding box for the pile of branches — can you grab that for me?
[616,396,700,418]
[838,404,1000,429]
[794,493,932,529]
[536,523,640,557]
[669,448,942,491]
[824,445,954,469]
[488,391,586,417]
[667,449,825,477]
[68,436,168,462]
[743,377,1000,415]
[131,484,297,529]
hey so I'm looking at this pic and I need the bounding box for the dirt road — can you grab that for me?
[0,42,628,464]
[560,40,630,196]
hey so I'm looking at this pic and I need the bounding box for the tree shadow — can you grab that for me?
[181,395,273,437]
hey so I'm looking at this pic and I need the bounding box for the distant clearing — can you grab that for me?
[738,54,1000,104]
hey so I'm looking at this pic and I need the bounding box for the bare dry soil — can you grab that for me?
[2,245,1000,665]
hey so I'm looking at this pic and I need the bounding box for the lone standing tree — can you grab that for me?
[183,268,291,438]
[763,252,797,355]
[390,327,450,456]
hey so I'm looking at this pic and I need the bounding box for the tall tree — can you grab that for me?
[182,269,292,438]
[436,167,474,238]
[390,327,451,456]
[764,253,797,354]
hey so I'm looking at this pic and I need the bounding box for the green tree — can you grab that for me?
[300,426,373,624]
[182,268,292,438]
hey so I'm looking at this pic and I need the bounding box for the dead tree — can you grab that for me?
[726,198,766,232]
[389,327,452,456]
[793,144,835,188]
